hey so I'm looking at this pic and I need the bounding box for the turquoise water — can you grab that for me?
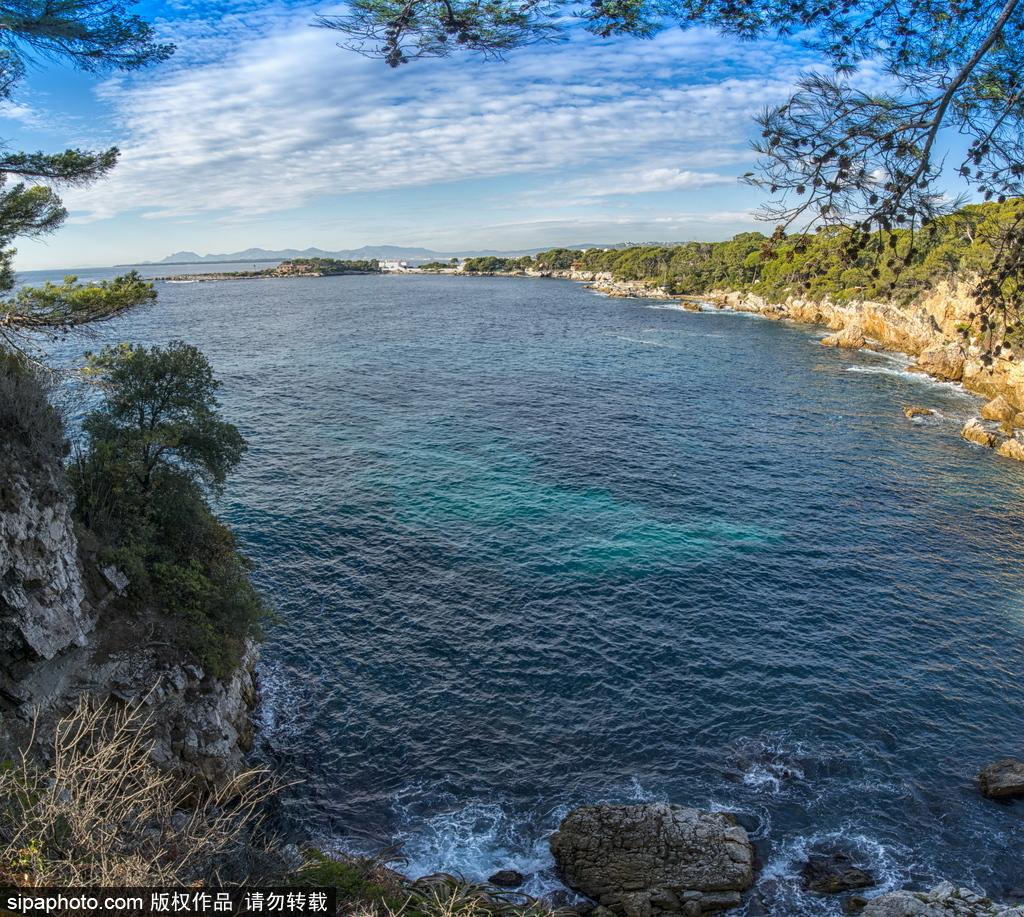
[45,272,1024,914]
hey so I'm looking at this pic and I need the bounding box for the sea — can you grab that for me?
[37,265,1024,915]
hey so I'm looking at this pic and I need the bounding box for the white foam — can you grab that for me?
[385,796,564,898]
[844,364,978,398]
[253,659,309,743]
[614,335,677,348]
[757,827,914,916]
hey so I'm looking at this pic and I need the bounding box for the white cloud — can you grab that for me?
[61,6,818,224]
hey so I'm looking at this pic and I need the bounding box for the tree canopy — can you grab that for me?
[72,342,262,676]
[80,341,246,495]
[0,2,171,351]
[320,0,1024,347]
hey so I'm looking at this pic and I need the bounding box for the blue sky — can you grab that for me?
[3,1,843,268]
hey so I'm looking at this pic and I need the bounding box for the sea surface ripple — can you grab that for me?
[43,272,1024,915]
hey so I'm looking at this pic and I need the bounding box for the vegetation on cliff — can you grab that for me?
[0,698,274,887]
[0,352,67,484]
[70,341,268,677]
[507,200,1024,352]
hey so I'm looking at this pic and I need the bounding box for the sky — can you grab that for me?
[3,0,836,269]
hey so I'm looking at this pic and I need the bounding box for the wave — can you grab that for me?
[843,364,978,398]
[385,795,565,899]
[614,335,679,348]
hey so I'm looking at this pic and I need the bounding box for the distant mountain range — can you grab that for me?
[146,243,631,265]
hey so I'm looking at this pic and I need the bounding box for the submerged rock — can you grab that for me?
[488,869,526,888]
[861,882,1024,916]
[550,803,754,916]
[822,324,867,349]
[979,759,1024,798]
[800,851,876,895]
[904,406,935,419]
[980,395,1017,424]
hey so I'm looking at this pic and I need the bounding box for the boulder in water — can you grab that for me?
[488,869,526,888]
[996,438,1024,462]
[549,803,754,916]
[961,418,1003,449]
[979,758,1024,798]
[903,406,935,419]
[800,851,876,894]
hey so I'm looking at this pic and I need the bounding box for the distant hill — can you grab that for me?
[153,243,632,265]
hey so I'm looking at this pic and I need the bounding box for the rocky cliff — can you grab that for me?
[0,414,256,786]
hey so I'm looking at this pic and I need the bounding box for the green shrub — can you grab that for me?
[70,342,267,677]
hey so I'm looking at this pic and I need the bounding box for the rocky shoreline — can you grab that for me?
[469,798,1024,916]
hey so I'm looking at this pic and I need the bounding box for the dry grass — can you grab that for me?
[338,872,575,917]
[0,695,277,887]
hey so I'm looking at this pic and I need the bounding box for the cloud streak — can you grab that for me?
[62,7,817,224]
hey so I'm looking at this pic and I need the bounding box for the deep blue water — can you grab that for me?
[44,273,1024,915]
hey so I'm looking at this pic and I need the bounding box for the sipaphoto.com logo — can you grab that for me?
[0,887,336,917]
[5,893,145,913]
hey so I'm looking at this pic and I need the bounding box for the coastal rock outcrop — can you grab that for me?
[904,406,935,419]
[0,470,92,675]
[959,420,1024,461]
[861,883,1024,916]
[549,803,754,916]
[962,419,1003,449]
[980,395,1018,424]
[909,344,965,382]
[0,403,257,787]
[996,438,1024,462]
[821,324,867,349]
[979,759,1024,798]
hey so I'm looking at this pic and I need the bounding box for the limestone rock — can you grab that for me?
[550,803,754,916]
[911,344,965,382]
[979,759,1024,798]
[904,406,935,419]
[0,473,93,666]
[980,395,1017,423]
[1014,412,1024,430]
[995,438,1024,462]
[974,393,1015,421]
[822,324,867,349]
[861,882,1024,916]
[961,418,1002,449]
